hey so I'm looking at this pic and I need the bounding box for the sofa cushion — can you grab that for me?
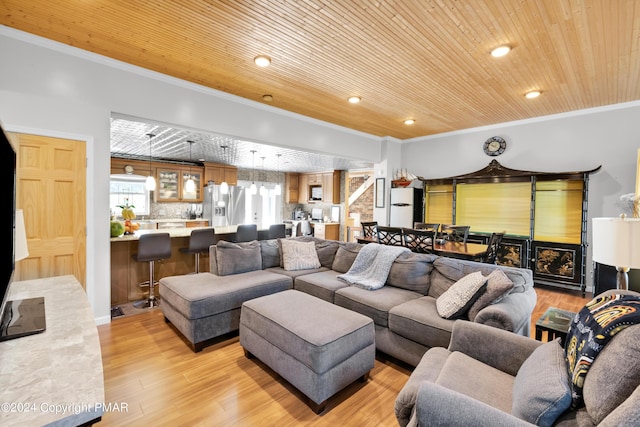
[467,269,515,321]
[331,244,362,273]
[512,339,571,427]
[436,271,488,319]
[429,257,531,298]
[335,285,422,328]
[582,324,640,425]
[389,296,454,349]
[265,266,328,279]
[293,270,350,303]
[259,239,281,268]
[281,239,321,271]
[386,252,436,294]
[315,239,341,268]
[216,240,262,276]
[436,351,515,414]
[277,236,315,267]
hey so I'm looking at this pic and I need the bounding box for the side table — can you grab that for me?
[535,307,577,347]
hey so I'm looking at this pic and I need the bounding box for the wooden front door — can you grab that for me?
[11,132,86,288]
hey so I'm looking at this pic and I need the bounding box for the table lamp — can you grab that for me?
[592,215,640,290]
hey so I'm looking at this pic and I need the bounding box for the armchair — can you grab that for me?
[396,294,640,427]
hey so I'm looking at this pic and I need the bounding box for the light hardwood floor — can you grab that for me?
[97,285,591,426]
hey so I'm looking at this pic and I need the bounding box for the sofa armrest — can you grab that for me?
[413,381,533,426]
[448,320,542,376]
[474,287,537,335]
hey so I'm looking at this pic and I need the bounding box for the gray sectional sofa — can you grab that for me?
[159,236,537,365]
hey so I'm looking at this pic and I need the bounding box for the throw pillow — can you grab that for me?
[512,339,572,427]
[467,268,515,321]
[435,271,488,319]
[215,240,262,276]
[281,239,321,271]
[331,244,361,273]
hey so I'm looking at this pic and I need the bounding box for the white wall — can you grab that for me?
[1,25,638,319]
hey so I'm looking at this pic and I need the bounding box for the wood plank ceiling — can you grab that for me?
[1,0,640,140]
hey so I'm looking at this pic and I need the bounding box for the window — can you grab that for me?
[110,174,151,217]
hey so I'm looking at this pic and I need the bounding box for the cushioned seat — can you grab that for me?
[388,296,454,349]
[334,286,422,328]
[293,270,350,303]
[240,290,375,414]
[160,270,292,351]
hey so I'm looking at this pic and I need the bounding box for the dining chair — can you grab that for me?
[413,222,440,233]
[402,228,436,253]
[376,225,404,246]
[235,224,258,242]
[440,224,470,243]
[477,232,505,264]
[360,221,378,239]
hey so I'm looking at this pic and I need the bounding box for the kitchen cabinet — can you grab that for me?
[312,222,340,240]
[285,173,299,203]
[288,170,341,203]
[204,162,238,186]
[156,165,204,202]
[298,174,309,203]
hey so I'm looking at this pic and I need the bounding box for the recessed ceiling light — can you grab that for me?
[525,90,541,99]
[404,119,415,125]
[491,45,511,57]
[254,55,271,67]
[262,94,273,102]
[348,96,361,104]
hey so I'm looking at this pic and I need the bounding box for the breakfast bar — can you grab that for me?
[110,226,235,306]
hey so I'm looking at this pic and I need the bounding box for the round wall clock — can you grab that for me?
[483,136,507,156]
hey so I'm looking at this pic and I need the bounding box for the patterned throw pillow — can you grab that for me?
[435,271,488,319]
[281,239,321,271]
[467,268,515,321]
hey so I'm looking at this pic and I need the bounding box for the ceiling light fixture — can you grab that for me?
[220,145,229,194]
[145,133,156,191]
[348,96,361,104]
[259,157,266,196]
[404,119,415,125]
[250,150,257,195]
[525,90,541,99]
[491,45,512,58]
[274,154,282,196]
[254,55,271,67]
[262,94,273,102]
[185,140,196,193]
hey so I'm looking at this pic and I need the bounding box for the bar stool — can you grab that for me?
[235,224,258,242]
[132,233,172,309]
[180,228,216,273]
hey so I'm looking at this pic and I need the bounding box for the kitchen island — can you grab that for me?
[110,226,236,306]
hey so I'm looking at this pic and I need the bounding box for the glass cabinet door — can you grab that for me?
[182,170,202,201]
[157,168,180,201]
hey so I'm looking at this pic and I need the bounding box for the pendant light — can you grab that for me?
[220,145,229,194]
[185,140,196,193]
[274,154,282,196]
[249,150,257,194]
[145,133,156,191]
[259,157,266,196]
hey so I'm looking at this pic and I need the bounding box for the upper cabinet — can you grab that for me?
[204,162,238,186]
[156,165,204,202]
[286,171,341,204]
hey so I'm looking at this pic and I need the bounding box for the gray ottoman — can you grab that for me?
[239,289,375,414]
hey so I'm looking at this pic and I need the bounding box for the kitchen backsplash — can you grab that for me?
[150,202,203,219]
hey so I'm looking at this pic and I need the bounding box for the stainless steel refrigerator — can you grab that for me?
[203,184,246,227]
[389,187,424,228]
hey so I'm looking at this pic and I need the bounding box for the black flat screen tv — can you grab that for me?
[0,123,46,342]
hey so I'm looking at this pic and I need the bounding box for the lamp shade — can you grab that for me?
[592,217,640,269]
[15,209,29,262]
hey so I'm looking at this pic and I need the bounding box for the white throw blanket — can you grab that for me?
[338,243,409,290]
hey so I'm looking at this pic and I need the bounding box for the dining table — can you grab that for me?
[356,236,488,260]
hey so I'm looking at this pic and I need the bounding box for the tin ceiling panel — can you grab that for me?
[110,117,371,173]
